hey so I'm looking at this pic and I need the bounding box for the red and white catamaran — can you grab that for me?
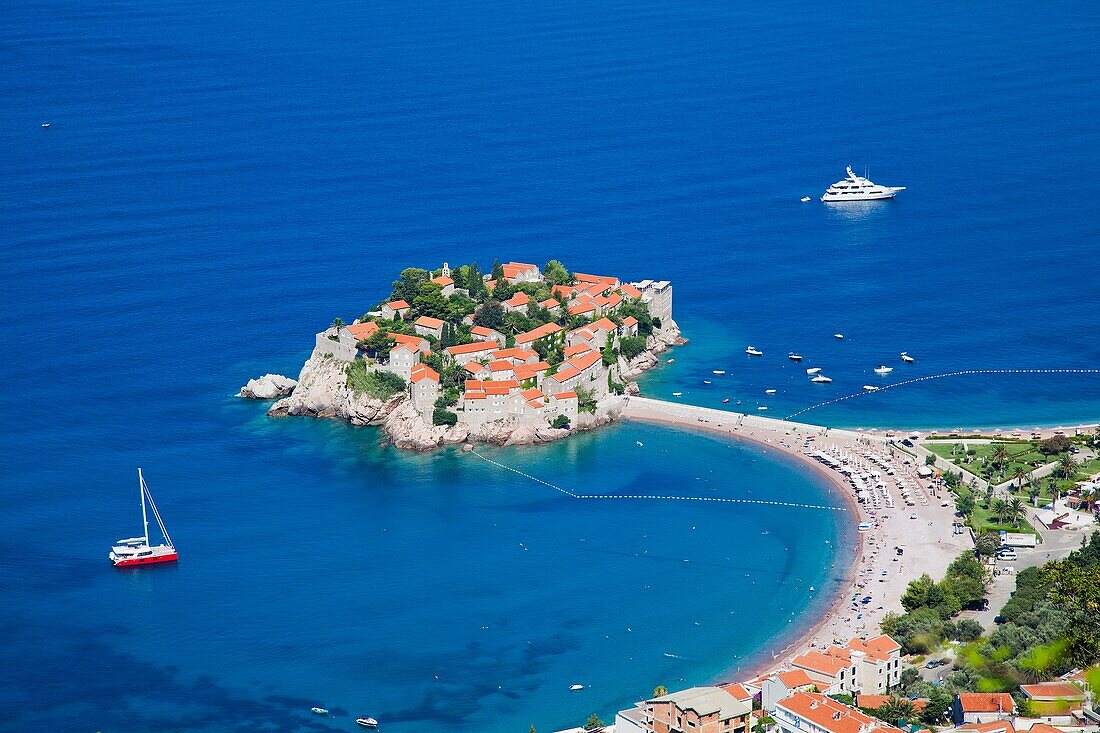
[109,469,178,567]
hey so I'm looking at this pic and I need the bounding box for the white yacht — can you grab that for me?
[901,352,915,363]
[788,353,803,361]
[863,385,880,392]
[745,346,763,356]
[806,367,822,375]
[821,166,905,202]
[811,374,832,383]
[874,365,893,375]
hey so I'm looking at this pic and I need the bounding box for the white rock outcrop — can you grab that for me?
[238,373,298,399]
[267,350,401,426]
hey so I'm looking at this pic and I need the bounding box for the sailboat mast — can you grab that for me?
[139,468,150,544]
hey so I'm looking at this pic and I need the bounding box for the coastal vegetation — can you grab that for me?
[346,361,406,399]
[957,531,1100,693]
[881,552,989,654]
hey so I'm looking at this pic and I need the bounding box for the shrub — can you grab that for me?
[619,336,647,360]
[346,361,406,399]
[432,408,458,426]
[551,414,570,430]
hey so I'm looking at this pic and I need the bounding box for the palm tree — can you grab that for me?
[653,685,668,698]
[1058,453,1079,480]
[332,316,345,333]
[878,697,918,726]
[1007,498,1025,527]
[992,443,1010,470]
[1012,468,1029,491]
[990,497,1009,524]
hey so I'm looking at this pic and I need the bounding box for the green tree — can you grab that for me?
[412,281,450,319]
[432,408,458,426]
[583,713,605,731]
[920,686,953,724]
[390,267,430,303]
[653,685,667,697]
[1057,453,1079,480]
[1007,498,1025,527]
[901,574,935,612]
[551,414,571,430]
[543,259,570,285]
[473,300,507,331]
[490,259,505,282]
[620,335,646,360]
[992,443,1010,471]
[874,697,917,726]
[332,316,345,332]
[956,492,976,517]
[465,262,485,299]
[925,453,937,466]
[974,532,999,558]
[1040,434,1073,454]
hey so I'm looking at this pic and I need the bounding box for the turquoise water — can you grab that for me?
[2,0,1098,729]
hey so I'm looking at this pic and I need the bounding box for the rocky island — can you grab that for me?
[250,260,680,450]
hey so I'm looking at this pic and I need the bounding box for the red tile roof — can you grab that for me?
[446,341,499,356]
[621,316,638,327]
[563,343,593,357]
[551,366,581,382]
[777,693,904,733]
[391,333,428,353]
[487,360,514,373]
[956,693,1015,713]
[590,317,617,332]
[414,315,445,329]
[430,275,453,286]
[514,362,550,380]
[567,350,602,371]
[792,650,850,677]
[385,300,410,310]
[471,326,499,338]
[573,272,617,285]
[847,635,901,662]
[540,298,560,309]
[502,262,539,280]
[958,722,1014,733]
[505,291,531,307]
[554,391,577,400]
[720,683,752,701]
[347,321,380,340]
[410,364,440,383]
[568,301,598,316]
[491,347,537,362]
[776,669,816,688]
[619,283,642,298]
[464,362,486,375]
[483,380,519,395]
[521,387,544,400]
[515,322,562,344]
[1019,682,1086,700]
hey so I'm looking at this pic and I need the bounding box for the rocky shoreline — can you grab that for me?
[250,321,682,451]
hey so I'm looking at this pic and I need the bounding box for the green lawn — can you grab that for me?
[951,485,1041,537]
[927,440,1053,484]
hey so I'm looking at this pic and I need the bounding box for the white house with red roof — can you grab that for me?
[761,669,819,713]
[430,274,455,296]
[470,325,505,346]
[501,262,541,284]
[413,315,445,340]
[515,322,563,349]
[503,291,531,314]
[774,692,907,733]
[445,340,500,365]
[952,693,1016,726]
[542,348,606,398]
[380,299,411,320]
[410,364,440,414]
[387,342,420,381]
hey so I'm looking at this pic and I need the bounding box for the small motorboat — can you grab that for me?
[788,353,803,361]
[41,122,51,128]
[667,358,675,364]
[811,375,832,383]
[712,369,726,375]
[672,392,682,397]
[356,716,379,728]
[311,707,329,716]
[569,684,585,691]
[765,389,777,394]
[703,379,711,384]
[834,333,844,339]
[805,367,821,375]
[800,196,812,202]
[874,365,893,375]
[757,406,768,411]
[863,385,880,392]
[901,352,915,362]
[745,346,763,356]
[722,398,730,404]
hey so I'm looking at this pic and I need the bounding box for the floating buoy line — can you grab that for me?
[785,368,1100,420]
[468,450,847,512]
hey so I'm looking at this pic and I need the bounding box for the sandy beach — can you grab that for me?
[621,400,974,680]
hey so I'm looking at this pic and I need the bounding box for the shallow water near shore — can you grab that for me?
[2,0,1098,729]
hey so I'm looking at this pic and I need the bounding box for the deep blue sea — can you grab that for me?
[2,0,1098,730]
